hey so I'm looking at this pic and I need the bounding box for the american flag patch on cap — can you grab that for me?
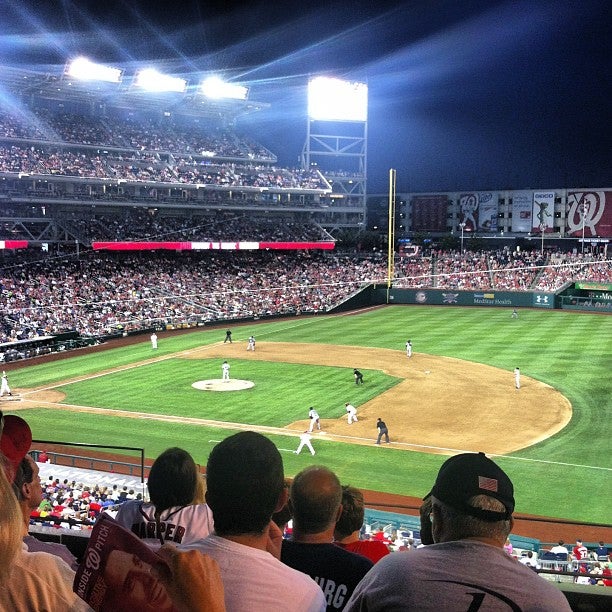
[478,476,498,492]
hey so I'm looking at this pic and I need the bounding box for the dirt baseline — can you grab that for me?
[186,341,572,455]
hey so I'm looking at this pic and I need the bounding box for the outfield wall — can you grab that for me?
[333,286,557,311]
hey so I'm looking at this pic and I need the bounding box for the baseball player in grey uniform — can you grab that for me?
[307,407,321,432]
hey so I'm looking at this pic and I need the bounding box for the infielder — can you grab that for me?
[307,407,321,432]
[514,367,521,389]
[406,340,412,358]
[353,369,364,385]
[222,360,231,381]
[295,432,316,456]
[0,371,12,397]
[247,335,256,351]
[345,402,358,424]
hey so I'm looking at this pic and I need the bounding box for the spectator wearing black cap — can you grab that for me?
[345,452,571,611]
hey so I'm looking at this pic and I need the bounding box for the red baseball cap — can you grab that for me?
[0,411,33,483]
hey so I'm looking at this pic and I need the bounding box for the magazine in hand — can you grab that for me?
[73,513,178,611]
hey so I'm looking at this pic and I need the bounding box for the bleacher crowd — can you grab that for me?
[1,247,610,346]
[0,107,329,193]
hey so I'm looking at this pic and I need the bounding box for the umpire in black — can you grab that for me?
[375,418,389,444]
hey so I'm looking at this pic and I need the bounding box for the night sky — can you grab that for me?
[1,0,610,193]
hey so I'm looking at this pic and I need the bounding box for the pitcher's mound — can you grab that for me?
[192,379,254,392]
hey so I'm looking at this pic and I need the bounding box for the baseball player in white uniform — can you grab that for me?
[514,367,521,389]
[307,407,321,432]
[0,371,12,397]
[222,361,230,381]
[406,339,412,358]
[247,335,256,351]
[345,403,358,424]
[150,332,158,349]
[295,432,316,456]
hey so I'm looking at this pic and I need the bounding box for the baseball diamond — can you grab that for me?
[3,305,610,539]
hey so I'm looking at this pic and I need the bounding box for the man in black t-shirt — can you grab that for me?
[281,465,373,611]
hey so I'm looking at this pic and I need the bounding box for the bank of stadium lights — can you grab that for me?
[308,76,368,122]
[134,69,187,93]
[63,59,250,100]
[200,76,249,101]
[66,57,123,83]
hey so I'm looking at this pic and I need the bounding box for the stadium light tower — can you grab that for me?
[307,76,367,122]
[302,76,368,232]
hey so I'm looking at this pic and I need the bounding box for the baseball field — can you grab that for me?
[5,305,612,526]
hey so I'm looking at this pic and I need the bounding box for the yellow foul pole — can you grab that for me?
[387,168,396,302]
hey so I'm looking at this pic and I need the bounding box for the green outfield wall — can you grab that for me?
[334,286,557,311]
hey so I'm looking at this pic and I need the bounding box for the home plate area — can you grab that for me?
[192,379,255,392]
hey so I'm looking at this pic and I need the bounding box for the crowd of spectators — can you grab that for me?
[54,209,331,243]
[0,109,276,161]
[0,251,387,344]
[0,143,327,191]
[31,475,139,529]
[1,247,610,346]
[395,249,611,291]
[0,107,329,196]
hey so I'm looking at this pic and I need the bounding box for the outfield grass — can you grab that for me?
[9,305,612,524]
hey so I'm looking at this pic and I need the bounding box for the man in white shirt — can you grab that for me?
[550,540,569,555]
[519,550,541,569]
[182,431,325,612]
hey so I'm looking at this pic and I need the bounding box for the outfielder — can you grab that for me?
[345,402,358,424]
[307,407,321,432]
[150,332,158,349]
